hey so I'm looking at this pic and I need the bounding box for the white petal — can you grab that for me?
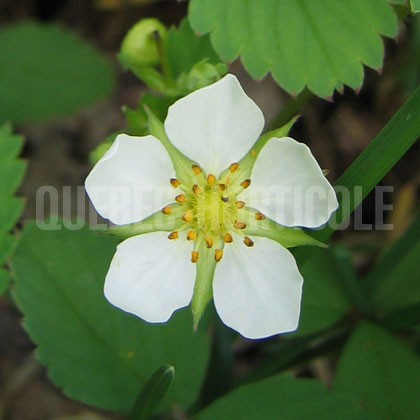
[164,74,264,176]
[85,134,175,225]
[104,232,196,322]
[240,137,338,228]
[213,236,303,339]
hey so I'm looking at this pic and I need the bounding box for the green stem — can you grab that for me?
[153,30,173,87]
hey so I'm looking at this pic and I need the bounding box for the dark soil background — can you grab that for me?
[0,1,419,419]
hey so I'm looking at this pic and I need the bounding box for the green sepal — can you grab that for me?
[128,364,175,420]
[133,67,168,93]
[107,205,184,239]
[191,241,218,330]
[241,208,325,249]
[124,94,175,136]
[145,106,198,186]
[220,116,299,183]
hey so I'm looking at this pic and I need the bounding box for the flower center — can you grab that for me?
[163,162,258,263]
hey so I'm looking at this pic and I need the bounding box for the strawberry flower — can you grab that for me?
[85,74,338,339]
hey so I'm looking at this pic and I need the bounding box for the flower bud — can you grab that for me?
[118,18,167,71]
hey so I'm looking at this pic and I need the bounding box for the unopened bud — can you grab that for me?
[118,18,167,70]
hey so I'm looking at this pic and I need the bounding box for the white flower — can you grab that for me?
[85,74,338,339]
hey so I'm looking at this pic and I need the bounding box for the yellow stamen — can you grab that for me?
[234,220,246,230]
[170,178,180,188]
[251,149,256,157]
[240,179,251,189]
[223,232,233,243]
[175,194,186,204]
[255,212,266,220]
[215,249,223,262]
[168,231,178,240]
[193,184,202,195]
[192,164,202,175]
[191,251,199,263]
[205,237,214,248]
[219,183,227,191]
[229,162,239,173]
[243,236,254,247]
[182,210,193,222]
[225,177,231,184]
[162,205,171,215]
[207,174,217,185]
[187,230,197,241]
[235,200,245,209]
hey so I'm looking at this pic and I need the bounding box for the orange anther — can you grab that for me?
[191,251,199,263]
[170,178,180,188]
[223,233,233,243]
[229,162,239,173]
[182,210,193,222]
[234,220,246,230]
[162,206,171,215]
[243,236,254,247]
[187,230,197,241]
[255,212,266,220]
[192,164,202,175]
[168,231,178,240]
[215,249,223,262]
[205,237,214,248]
[193,184,202,195]
[240,179,251,189]
[207,174,217,185]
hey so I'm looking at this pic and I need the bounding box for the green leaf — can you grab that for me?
[315,83,420,242]
[0,21,114,123]
[0,234,16,266]
[196,374,368,420]
[0,269,10,295]
[0,197,24,234]
[0,124,25,294]
[335,322,420,419]
[366,214,420,316]
[189,0,397,98]
[410,0,420,12]
[166,18,222,80]
[381,303,420,330]
[129,365,174,420]
[292,247,352,336]
[11,222,209,412]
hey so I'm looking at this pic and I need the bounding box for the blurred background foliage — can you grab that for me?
[0,0,419,419]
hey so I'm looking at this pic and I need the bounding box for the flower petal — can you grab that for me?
[164,74,264,176]
[240,137,338,228]
[104,232,196,322]
[213,236,303,339]
[85,134,176,225]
